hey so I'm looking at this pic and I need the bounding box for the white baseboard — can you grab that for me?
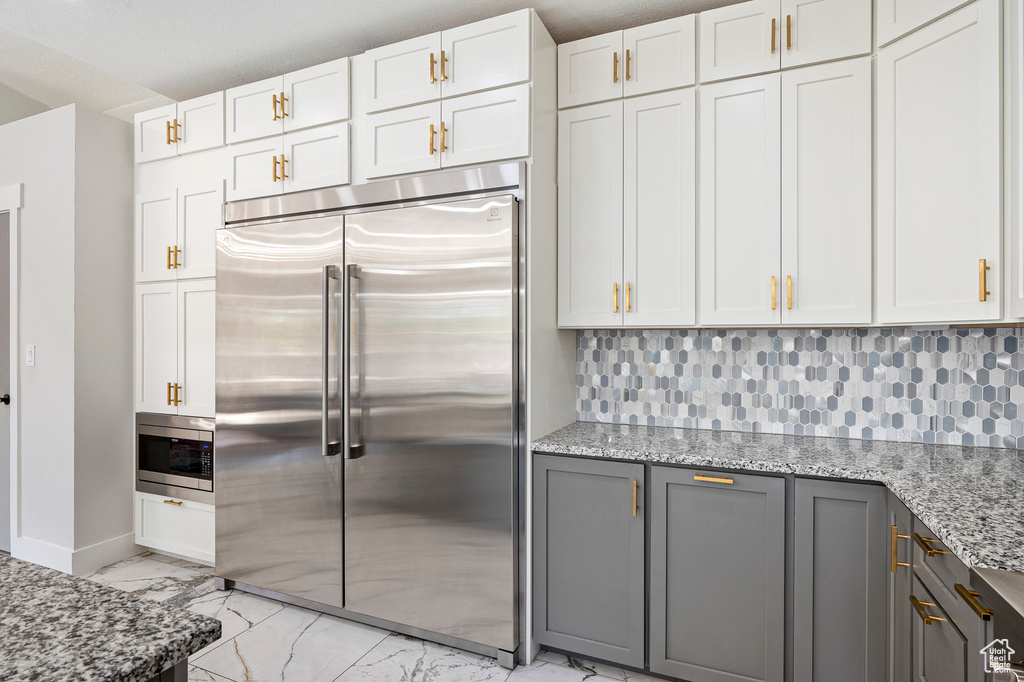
[13,532,141,576]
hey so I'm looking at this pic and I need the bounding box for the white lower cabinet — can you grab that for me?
[876,0,1001,325]
[364,84,531,179]
[135,491,215,565]
[227,122,350,201]
[558,88,696,328]
[135,278,215,417]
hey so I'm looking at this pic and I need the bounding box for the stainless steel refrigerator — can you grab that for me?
[215,166,521,664]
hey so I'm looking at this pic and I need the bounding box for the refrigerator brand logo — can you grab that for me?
[487,208,502,222]
[981,639,1016,674]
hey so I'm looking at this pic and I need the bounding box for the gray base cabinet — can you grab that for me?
[532,455,645,668]
[793,479,887,682]
[649,467,786,682]
[888,491,914,682]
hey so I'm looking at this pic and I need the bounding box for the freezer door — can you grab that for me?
[344,195,517,651]
[215,217,345,608]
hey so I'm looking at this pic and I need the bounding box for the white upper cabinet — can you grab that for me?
[558,102,624,328]
[781,59,872,326]
[623,89,696,327]
[227,136,282,202]
[364,10,531,113]
[780,0,871,68]
[698,74,782,326]
[440,84,530,169]
[699,0,781,83]
[876,0,1001,325]
[135,93,224,163]
[699,0,871,82]
[226,57,350,144]
[363,102,442,179]
[558,15,695,108]
[136,180,223,283]
[876,0,974,47]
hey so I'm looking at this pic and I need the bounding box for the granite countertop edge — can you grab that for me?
[532,421,1024,575]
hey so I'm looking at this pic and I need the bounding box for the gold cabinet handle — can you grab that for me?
[279,92,288,118]
[771,276,777,310]
[625,49,631,81]
[173,246,182,269]
[429,124,436,155]
[913,532,949,557]
[980,259,991,301]
[954,584,993,621]
[172,383,182,407]
[166,246,173,270]
[166,382,173,406]
[632,480,637,516]
[613,282,619,313]
[625,282,631,312]
[771,17,777,53]
[429,52,437,84]
[786,14,792,50]
[173,119,181,143]
[440,121,447,152]
[910,595,946,625]
[273,155,280,182]
[694,475,734,484]
[440,50,448,81]
[613,51,619,83]
[787,275,793,309]
[278,154,288,180]
[891,525,910,573]
[273,94,281,121]
[166,120,173,145]
[163,499,183,506]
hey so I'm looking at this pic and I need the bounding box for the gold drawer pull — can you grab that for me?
[980,259,991,301]
[626,282,631,312]
[429,52,437,84]
[429,124,436,155]
[166,120,173,145]
[913,532,949,557]
[694,475,734,485]
[163,499,183,507]
[440,50,448,81]
[613,282,619,313]
[771,276,777,310]
[954,584,993,621]
[890,525,910,574]
[632,480,637,517]
[786,15,792,50]
[613,51,619,83]
[910,595,945,625]
[787,275,793,310]
[166,246,173,270]
[625,49,631,81]
[771,18,777,53]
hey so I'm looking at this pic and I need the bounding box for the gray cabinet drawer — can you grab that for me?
[912,574,968,682]
[913,518,971,602]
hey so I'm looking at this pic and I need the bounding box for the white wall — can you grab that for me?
[0,83,49,127]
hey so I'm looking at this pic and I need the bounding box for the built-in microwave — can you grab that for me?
[136,413,214,504]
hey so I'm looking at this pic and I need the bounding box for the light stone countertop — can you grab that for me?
[532,421,1024,574]
[0,553,221,682]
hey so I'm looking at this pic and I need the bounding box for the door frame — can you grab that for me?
[0,183,21,553]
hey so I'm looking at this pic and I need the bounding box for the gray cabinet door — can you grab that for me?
[532,454,645,668]
[649,467,786,682]
[793,479,887,682]
[912,574,967,682]
[888,491,914,682]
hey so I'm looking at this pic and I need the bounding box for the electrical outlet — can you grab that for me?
[25,345,34,367]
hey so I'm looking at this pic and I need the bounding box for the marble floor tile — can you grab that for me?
[506,659,611,682]
[534,652,661,682]
[192,604,390,682]
[185,589,286,659]
[188,665,237,682]
[85,557,212,602]
[336,633,511,682]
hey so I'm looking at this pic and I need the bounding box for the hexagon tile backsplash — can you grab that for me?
[576,327,1024,448]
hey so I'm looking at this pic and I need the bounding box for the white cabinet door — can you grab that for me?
[364,102,442,178]
[699,0,781,83]
[177,279,215,418]
[622,15,696,98]
[134,104,177,164]
[177,181,222,281]
[876,0,1001,324]
[782,59,872,326]
[135,189,177,283]
[135,282,178,414]
[623,89,696,327]
[440,85,530,169]
[780,0,871,68]
[283,123,350,193]
[176,92,224,156]
[876,0,973,47]
[135,491,215,565]
[363,33,442,113]
[227,136,284,201]
[441,9,531,99]
[558,31,623,108]
[226,75,285,144]
[283,57,350,133]
[698,74,782,326]
[557,102,624,328]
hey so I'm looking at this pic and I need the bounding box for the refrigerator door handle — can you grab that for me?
[322,265,341,456]
[344,263,365,459]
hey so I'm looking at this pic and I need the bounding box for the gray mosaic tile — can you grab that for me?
[576,328,1024,449]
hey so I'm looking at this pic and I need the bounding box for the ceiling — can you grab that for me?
[0,0,740,117]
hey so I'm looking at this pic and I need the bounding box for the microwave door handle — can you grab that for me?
[344,263,365,459]
[322,265,341,456]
